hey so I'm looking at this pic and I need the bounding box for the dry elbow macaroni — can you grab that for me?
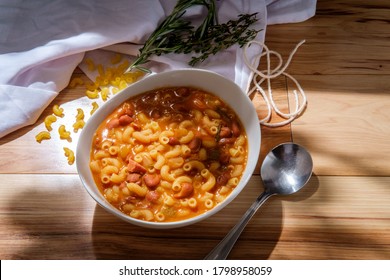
[35,131,51,143]
[73,108,85,132]
[90,86,248,223]
[63,147,75,165]
[44,115,57,131]
[90,102,99,115]
[58,125,72,141]
[34,54,145,167]
[53,104,64,117]
[69,77,84,88]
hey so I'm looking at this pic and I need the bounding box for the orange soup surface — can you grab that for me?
[90,86,248,222]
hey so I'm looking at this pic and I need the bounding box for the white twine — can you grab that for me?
[243,40,307,127]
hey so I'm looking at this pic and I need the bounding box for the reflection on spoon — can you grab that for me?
[204,142,313,260]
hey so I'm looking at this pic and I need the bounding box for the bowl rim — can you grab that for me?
[76,68,261,229]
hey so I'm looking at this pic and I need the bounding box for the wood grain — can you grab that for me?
[1,174,388,259]
[289,74,390,176]
[0,73,91,174]
[1,0,390,261]
[264,0,390,75]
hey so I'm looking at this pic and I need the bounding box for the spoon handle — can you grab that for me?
[204,191,273,260]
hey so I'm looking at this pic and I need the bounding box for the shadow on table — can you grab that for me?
[90,204,282,260]
[3,173,319,260]
[3,185,96,259]
[90,176,319,260]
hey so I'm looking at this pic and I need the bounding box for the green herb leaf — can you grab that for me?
[125,0,261,73]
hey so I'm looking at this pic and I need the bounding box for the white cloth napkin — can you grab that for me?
[0,0,316,138]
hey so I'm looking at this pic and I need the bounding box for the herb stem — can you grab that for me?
[125,0,260,73]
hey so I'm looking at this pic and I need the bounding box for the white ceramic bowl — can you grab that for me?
[76,69,260,229]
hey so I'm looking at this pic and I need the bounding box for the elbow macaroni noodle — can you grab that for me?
[34,55,146,167]
[69,77,84,88]
[63,147,75,165]
[73,108,85,132]
[53,104,64,117]
[58,125,72,141]
[35,131,51,143]
[44,115,57,131]
[89,86,248,223]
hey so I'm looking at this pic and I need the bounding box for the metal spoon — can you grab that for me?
[204,142,313,260]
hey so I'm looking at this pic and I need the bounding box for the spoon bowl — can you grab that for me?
[261,142,313,196]
[205,142,313,260]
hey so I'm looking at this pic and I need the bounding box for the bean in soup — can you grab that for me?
[90,87,248,222]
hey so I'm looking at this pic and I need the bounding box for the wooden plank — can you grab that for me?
[0,73,92,174]
[264,28,390,75]
[289,74,390,176]
[0,174,96,259]
[263,0,390,75]
[1,174,389,259]
[2,0,390,262]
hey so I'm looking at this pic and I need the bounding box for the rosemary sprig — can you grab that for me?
[126,0,260,73]
[186,13,259,66]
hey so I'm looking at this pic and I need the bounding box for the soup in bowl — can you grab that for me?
[76,69,260,229]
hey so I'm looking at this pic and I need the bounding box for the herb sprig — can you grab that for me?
[126,0,260,73]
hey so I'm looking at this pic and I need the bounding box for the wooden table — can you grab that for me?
[1,0,389,260]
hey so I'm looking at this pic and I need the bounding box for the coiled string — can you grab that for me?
[243,40,307,127]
